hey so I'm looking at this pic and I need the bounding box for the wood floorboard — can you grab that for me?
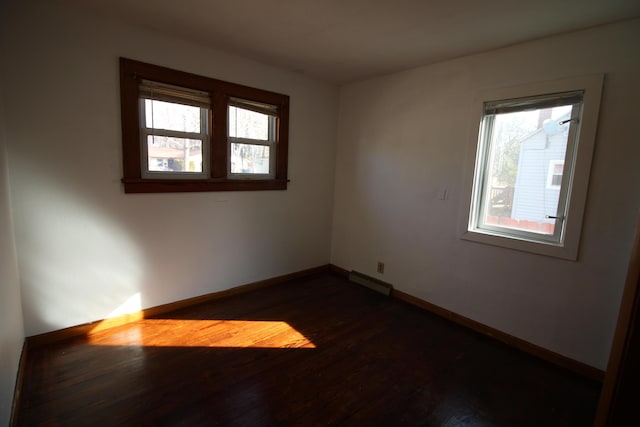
[16,273,600,426]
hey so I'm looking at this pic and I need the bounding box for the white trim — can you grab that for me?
[227,104,277,179]
[459,74,604,260]
[139,98,210,179]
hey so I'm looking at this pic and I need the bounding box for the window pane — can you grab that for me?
[481,105,573,236]
[145,99,201,133]
[230,143,270,174]
[147,136,203,172]
[228,106,270,140]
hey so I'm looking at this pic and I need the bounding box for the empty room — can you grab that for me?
[1,0,640,425]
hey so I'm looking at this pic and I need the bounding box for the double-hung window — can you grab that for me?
[228,98,277,178]
[139,80,210,178]
[120,58,289,193]
[462,75,603,260]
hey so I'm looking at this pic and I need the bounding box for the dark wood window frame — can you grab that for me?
[120,58,289,193]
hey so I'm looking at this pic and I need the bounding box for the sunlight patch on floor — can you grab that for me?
[88,319,316,348]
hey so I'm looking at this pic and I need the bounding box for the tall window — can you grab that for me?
[471,91,582,244]
[462,75,603,260]
[120,58,289,193]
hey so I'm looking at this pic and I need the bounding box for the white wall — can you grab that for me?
[0,85,25,425]
[331,19,640,370]
[1,1,338,337]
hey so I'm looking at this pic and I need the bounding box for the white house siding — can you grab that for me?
[511,130,568,222]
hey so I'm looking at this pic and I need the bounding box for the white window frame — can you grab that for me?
[460,75,604,260]
[139,81,211,179]
[472,92,582,246]
[227,97,277,180]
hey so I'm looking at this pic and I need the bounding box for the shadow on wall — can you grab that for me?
[17,169,146,336]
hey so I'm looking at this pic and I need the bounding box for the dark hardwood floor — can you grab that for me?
[16,273,601,426]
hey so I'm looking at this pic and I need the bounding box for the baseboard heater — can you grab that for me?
[349,271,393,296]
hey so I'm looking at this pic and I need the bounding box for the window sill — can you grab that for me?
[461,229,577,261]
[122,178,288,193]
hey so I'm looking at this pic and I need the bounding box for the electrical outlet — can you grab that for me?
[377,262,385,274]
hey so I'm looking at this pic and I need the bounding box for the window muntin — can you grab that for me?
[119,58,289,193]
[470,92,582,245]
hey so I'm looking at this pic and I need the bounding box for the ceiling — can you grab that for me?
[61,0,640,84]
